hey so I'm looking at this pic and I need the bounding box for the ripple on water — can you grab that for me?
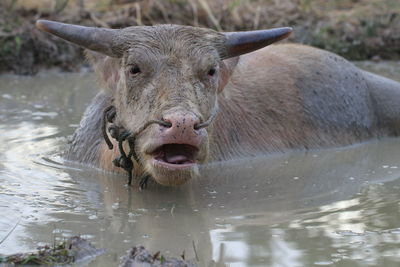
[2,70,400,266]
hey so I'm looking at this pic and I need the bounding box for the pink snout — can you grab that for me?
[161,112,201,138]
[148,112,205,167]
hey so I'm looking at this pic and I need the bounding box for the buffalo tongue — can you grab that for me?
[164,144,193,164]
[165,155,189,164]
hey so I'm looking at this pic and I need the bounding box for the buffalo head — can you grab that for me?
[36,20,291,186]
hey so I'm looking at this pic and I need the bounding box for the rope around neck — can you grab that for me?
[101,105,218,188]
[102,105,171,188]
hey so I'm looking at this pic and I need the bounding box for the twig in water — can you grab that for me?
[192,240,199,261]
[0,218,21,245]
[217,242,225,265]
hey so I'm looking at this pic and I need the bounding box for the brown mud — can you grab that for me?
[0,236,195,266]
[0,0,399,74]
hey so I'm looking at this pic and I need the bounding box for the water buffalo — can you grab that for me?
[36,20,400,187]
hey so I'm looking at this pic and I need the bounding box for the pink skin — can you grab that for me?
[143,111,208,171]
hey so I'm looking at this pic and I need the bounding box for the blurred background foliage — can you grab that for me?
[0,0,399,74]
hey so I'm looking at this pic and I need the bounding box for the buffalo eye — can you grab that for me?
[129,65,141,75]
[208,67,216,76]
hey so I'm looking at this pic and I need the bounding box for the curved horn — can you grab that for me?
[223,27,293,59]
[36,20,121,57]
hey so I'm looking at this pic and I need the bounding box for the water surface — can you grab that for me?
[1,63,400,266]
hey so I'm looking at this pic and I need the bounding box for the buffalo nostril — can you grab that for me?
[159,118,172,128]
[162,113,203,130]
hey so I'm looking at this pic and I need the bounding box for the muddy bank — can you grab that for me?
[0,237,195,266]
[0,0,399,74]
[0,236,105,265]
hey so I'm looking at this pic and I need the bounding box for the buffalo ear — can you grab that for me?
[86,51,121,92]
[222,27,292,59]
[218,57,239,93]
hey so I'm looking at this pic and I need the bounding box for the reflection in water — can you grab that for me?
[0,64,400,266]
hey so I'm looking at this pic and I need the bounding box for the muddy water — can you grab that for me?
[1,62,400,266]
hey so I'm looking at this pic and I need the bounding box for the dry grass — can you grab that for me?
[0,0,399,74]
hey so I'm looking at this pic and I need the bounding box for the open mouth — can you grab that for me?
[151,144,199,167]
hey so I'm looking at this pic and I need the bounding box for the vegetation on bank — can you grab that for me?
[0,236,196,266]
[0,0,399,74]
[0,236,105,265]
